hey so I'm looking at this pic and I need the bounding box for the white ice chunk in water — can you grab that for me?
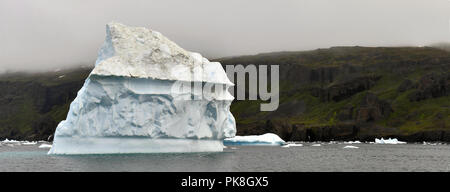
[375,138,406,144]
[345,141,361,144]
[343,145,359,149]
[282,143,303,148]
[223,133,286,146]
[22,141,37,145]
[1,138,20,144]
[39,144,53,148]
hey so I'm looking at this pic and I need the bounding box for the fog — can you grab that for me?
[0,0,449,72]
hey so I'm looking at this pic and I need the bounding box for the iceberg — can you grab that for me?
[343,145,359,149]
[375,138,406,144]
[223,133,285,146]
[49,22,236,154]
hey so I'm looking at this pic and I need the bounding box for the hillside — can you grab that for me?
[0,68,91,140]
[216,46,450,141]
[0,46,449,141]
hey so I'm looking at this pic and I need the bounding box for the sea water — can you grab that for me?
[1,143,450,171]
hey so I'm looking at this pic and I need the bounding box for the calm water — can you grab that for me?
[1,142,450,172]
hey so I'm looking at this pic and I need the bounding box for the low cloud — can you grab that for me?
[1,0,449,72]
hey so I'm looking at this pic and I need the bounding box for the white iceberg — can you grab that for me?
[223,133,286,146]
[343,145,359,149]
[311,143,321,147]
[49,22,236,154]
[375,138,406,144]
[39,144,53,148]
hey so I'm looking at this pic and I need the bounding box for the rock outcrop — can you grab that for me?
[409,73,449,101]
[356,93,393,122]
[311,75,380,102]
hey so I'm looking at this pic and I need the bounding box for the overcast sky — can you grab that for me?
[0,0,449,72]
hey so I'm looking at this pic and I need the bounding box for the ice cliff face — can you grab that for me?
[49,22,236,154]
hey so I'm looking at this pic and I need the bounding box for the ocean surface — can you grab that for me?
[1,142,450,172]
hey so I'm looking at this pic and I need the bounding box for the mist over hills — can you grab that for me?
[431,42,450,52]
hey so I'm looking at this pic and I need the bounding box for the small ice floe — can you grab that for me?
[58,75,65,79]
[223,133,286,146]
[345,141,361,144]
[2,139,21,146]
[38,144,53,148]
[311,144,321,147]
[1,138,20,144]
[22,141,37,145]
[375,138,406,144]
[282,143,303,148]
[343,145,359,149]
[423,142,438,146]
[230,147,238,150]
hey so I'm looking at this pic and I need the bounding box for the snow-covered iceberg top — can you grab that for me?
[92,22,233,85]
[49,22,236,154]
[223,133,286,146]
[375,138,406,144]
